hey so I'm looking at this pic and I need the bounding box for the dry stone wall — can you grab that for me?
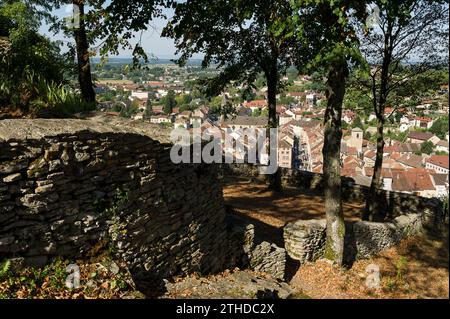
[3,120,440,284]
[0,119,288,286]
[225,163,445,265]
[284,213,429,265]
[224,163,446,220]
[225,213,287,280]
[283,220,326,263]
[0,119,229,285]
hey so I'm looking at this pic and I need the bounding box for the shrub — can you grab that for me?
[26,71,96,117]
[0,260,11,280]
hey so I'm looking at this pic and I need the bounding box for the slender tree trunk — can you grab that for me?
[363,115,385,221]
[73,0,96,104]
[363,20,393,221]
[266,66,282,192]
[322,61,348,266]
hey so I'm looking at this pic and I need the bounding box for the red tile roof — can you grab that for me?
[244,100,267,108]
[276,105,287,114]
[364,167,398,178]
[384,107,396,116]
[396,154,424,168]
[415,116,433,123]
[384,145,400,153]
[408,131,435,141]
[392,169,435,192]
[146,81,164,87]
[288,92,306,97]
[364,150,377,159]
[151,105,164,114]
[426,155,449,169]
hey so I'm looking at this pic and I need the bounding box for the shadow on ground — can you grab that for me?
[223,177,362,227]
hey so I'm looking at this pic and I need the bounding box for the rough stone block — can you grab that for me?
[3,173,22,183]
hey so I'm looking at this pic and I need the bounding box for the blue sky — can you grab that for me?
[39,6,189,59]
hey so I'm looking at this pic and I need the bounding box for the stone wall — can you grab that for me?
[284,213,430,265]
[226,163,445,265]
[225,213,286,280]
[0,119,230,285]
[1,119,441,284]
[283,220,326,264]
[223,163,445,219]
[249,242,286,279]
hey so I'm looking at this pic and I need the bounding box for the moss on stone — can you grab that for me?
[323,238,336,261]
[27,157,47,178]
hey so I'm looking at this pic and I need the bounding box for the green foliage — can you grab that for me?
[91,0,167,66]
[384,129,407,142]
[98,90,117,103]
[420,141,434,155]
[120,104,139,118]
[0,256,137,299]
[436,151,449,156]
[0,0,75,114]
[409,68,449,96]
[430,116,449,139]
[163,90,177,114]
[144,99,152,118]
[163,0,307,113]
[303,72,326,92]
[352,116,363,129]
[94,187,129,218]
[341,121,349,130]
[396,257,408,282]
[252,108,261,117]
[0,258,68,298]
[393,112,403,123]
[0,260,11,280]
[278,95,296,105]
[25,71,96,117]
[344,84,373,115]
[241,88,256,102]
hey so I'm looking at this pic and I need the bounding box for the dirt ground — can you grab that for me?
[223,177,449,299]
[224,177,363,228]
[223,176,363,246]
[291,234,449,299]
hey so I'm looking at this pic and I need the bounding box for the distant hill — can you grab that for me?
[91,57,204,66]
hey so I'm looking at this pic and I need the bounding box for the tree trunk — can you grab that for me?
[363,20,393,221]
[266,66,282,192]
[363,116,385,221]
[322,61,348,266]
[73,0,96,104]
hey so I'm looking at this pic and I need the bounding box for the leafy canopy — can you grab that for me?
[163,0,309,98]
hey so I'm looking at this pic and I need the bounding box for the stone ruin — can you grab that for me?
[0,118,285,293]
[0,117,445,295]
